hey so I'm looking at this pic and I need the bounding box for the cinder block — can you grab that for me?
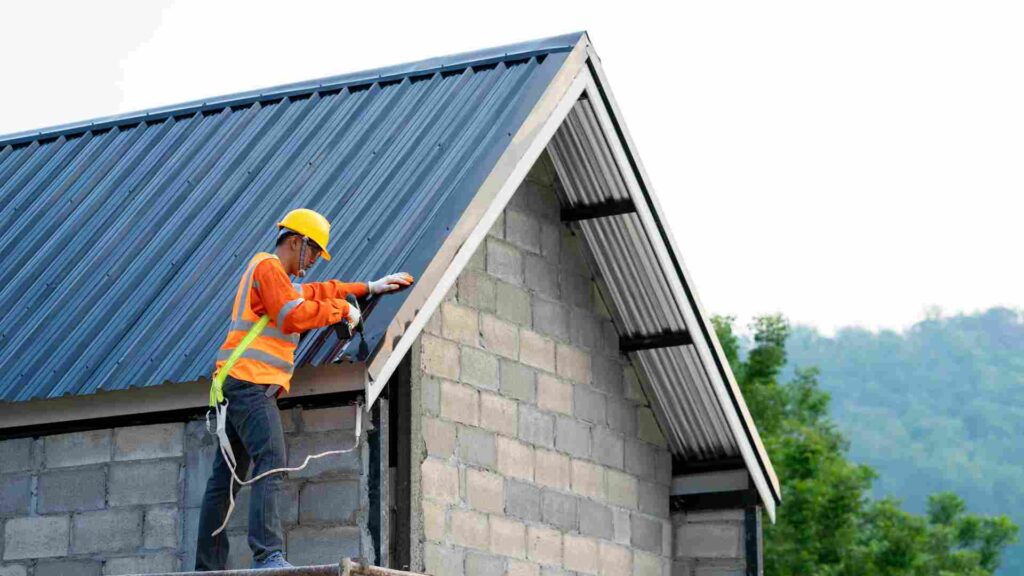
[459,426,497,468]
[540,490,577,531]
[540,222,561,264]
[108,461,180,506]
[518,406,554,449]
[614,508,632,545]
[468,469,505,514]
[114,423,184,461]
[559,233,590,276]
[506,210,542,254]
[468,245,487,271]
[633,551,667,576]
[532,298,569,342]
[480,393,517,437]
[425,542,465,576]
[693,562,744,576]
[422,500,447,542]
[488,239,524,285]
[554,417,590,459]
[537,374,572,416]
[496,282,531,327]
[500,360,536,403]
[37,468,106,513]
[72,509,142,554]
[44,430,112,468]
[505,480,541,522]
[103,553,179,575]
[638,481,669,518]
[591,357,624,396]
[3,516,69,560]
[518,331,555,373]
[0,439,32,474]
[0,564,28,576]
[286,526,360,566]
[467,551,507,576]
[300,406,358,432]
[526,525,562,566]
[578,500,614,540]
[497,437,533,482]
[424,417,456,457]
[463,347,500,390]
[573,386,605,425]
[0,474,31,516]
[421,334,460,380]
[677,523,742,559]
[509,559,541,576]
[559,271,591,312]
[606,399,638,438]
[452,509,490,550]
[422,458,460,504]
[525,255,559,299]
[490,516,527,559]
[144,506,179,549]
[181,508,201,570]
[630,513,663,554]
[599,542,632,576]
[557,345,591,385]
[300,480,360,524]
[490,210,506,239]
[422,376,441,416]
[656,450,673,487]
[481,314,519,360]
[563,534,599,575]
[534,449,570,491]
[607,469,639,510]
[442,381,480,426]
[35,559,102,576]
[185,427,218,508]
[280,408,298,434]
[569,310,601,351]
[459,269,498,313]
[571,460,605,501]
[625,440,656,478]
[638,408,667,447]
[624,366,646,404]
[444,303,480,346]
[592,427,624,470]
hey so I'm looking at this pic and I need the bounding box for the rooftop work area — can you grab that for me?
[0,32,778,576]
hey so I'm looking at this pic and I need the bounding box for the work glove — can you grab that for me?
[345,301,362,329]
[368,272,414,295]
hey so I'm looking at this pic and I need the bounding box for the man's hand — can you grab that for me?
[368,273,414,295]
[345,302,361,329]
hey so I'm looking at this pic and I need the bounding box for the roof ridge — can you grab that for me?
[0,31,586,148]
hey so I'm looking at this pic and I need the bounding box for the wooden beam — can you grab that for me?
[670,489,760,513]
[560,199,635,222]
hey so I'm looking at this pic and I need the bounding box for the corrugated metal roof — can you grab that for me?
[0,33,580,403]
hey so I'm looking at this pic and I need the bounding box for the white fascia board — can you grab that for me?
[364,36,594,408]
[578,59,778,522]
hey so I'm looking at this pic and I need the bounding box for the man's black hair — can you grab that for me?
[276,230,299,247]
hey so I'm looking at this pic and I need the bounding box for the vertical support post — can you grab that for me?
[744,504,762,576]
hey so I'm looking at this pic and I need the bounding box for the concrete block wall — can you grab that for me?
[410,153,675,576]
[0,405,367,574]
[671,510,751,576]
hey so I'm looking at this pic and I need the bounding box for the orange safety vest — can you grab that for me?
[214,253,302,391]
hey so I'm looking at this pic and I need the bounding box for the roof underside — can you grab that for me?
[0,34,578,403]
[547,100,738,462]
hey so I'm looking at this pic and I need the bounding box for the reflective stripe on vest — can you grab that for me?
[214,253,301,388]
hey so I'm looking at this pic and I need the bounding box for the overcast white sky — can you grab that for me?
[2,1,1021,334]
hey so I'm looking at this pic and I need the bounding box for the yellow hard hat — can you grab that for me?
[277,208,332,261]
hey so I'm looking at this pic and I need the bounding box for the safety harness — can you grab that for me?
[206,310,362,537]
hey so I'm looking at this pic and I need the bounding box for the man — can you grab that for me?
[196,208,412,571]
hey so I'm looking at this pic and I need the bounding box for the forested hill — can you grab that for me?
[783,307,1024,575]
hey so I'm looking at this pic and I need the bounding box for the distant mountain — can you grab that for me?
[783,307,1024,575]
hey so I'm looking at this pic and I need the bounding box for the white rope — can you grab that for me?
[210,402,363,536]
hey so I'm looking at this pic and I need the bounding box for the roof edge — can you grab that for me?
[0,31,587,148]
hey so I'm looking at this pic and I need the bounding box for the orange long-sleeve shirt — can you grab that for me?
[249,258,369,334]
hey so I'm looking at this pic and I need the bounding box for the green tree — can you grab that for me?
[713,314,1018,575]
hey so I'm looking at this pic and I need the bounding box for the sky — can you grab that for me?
[2,1,1021,334]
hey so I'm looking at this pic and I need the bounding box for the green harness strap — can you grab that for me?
[210,315,270,407]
